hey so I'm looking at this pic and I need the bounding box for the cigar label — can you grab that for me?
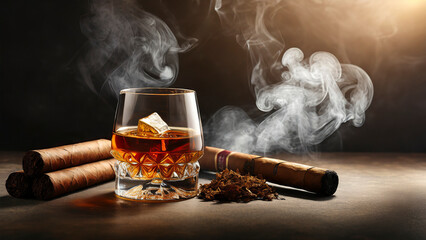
[215,150,232,172]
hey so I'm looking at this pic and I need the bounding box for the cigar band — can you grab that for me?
[215,150,232,172]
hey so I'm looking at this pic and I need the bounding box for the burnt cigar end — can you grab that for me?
[320,170,339,196]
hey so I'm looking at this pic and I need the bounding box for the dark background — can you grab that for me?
[1,0,425,152]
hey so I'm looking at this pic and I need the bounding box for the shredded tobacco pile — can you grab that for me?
[198,169,278,202]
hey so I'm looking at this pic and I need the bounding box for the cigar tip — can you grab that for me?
[320,170,339,196]
[22,151,44,176]
[33,175,54,200]
[5,172,33,198]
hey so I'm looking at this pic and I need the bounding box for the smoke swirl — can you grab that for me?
[77,0,197,100]
[205,0,374,153]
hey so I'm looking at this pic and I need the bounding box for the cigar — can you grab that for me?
[32,159,116,200]
[199,146,339,196]
[5,171,34,198]
[23,139,111,176]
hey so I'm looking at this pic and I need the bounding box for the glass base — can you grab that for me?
[114,161,199,201]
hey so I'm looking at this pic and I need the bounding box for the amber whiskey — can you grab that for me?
[112,127,203,179]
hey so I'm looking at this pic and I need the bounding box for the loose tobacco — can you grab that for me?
[198,169,278,202]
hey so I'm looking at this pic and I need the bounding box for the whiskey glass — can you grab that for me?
[111,88,204,201]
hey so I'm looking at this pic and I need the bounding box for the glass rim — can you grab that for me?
[119,87,195,96]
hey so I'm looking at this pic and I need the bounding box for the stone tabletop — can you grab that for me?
[1,151,425,240]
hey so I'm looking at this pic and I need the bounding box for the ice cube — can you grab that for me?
[137,112,170,136]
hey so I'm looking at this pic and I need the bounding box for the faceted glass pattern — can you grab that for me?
[112,149,201,200]
[111,150,201,180]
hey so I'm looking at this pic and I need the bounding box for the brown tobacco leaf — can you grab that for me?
[198,169,278,202]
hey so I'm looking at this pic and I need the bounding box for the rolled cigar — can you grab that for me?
[5,171,33,198]
[199,146,339,196]
[32,158,115,200]
[23,139,111,176]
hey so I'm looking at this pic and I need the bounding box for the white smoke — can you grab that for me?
[256,48,373,152]
[205,106,257,153]
[205,0,374,153]
[77,0,197,100]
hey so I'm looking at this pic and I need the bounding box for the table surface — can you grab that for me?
[0,151,425,240]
